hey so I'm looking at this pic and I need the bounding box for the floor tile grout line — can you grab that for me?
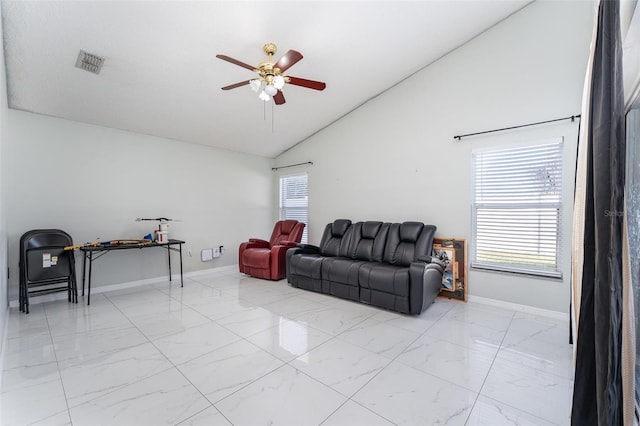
[166,280,391,423]
[55,282,223,422]
[298,303,452,425]
[472,308,575,424]
[124,279,294,424]
[311,303,457,426]
[43,301,74,425]
[53,293,177,411]
[463,309,517,426]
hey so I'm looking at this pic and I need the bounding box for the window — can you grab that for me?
[625,107,640,395]
[279,173,308,244]
[472,139,563,278]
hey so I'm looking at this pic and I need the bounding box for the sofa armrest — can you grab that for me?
[248,238,270,247]
[285,244,321,282]
[287,244,320,255]
[269,244,293,280]
[409,261,444,314]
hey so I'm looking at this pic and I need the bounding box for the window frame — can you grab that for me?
[471,139,564,279]
[278,172,308,244]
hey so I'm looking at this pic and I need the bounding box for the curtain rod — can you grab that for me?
[271,161,313,171]
[453,114,581,141]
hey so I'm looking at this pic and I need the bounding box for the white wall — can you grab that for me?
[5,110,274,301]
[0,5,9,358]
[275,0,595,313]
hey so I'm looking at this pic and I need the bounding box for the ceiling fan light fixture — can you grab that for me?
[264,84,278,96]
[273,75,285,90]
[249,79,262,93]
[258,91,270,102]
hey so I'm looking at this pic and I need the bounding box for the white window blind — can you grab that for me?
[472,139,563,278]
[279,173,308,244]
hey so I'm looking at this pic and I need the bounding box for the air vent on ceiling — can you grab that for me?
[75,50,105,74]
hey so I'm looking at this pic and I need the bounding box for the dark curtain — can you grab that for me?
[572,0,626,425]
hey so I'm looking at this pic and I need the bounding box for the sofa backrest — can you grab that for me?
[319,219,352,257]
[347,221,390,262]
[383,222,437,266]
[270,220,305,246]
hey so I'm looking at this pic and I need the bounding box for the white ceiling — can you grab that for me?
[2,1,531,158]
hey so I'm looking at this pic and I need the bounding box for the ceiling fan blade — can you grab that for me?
[216,54,256,71]
[221,80,251,90]
[287,76,326,91]
[273,90,286,105]
[274,50,303,73]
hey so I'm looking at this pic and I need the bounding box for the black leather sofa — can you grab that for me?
[286,219,444,315]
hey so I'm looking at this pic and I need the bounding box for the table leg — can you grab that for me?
[179,244,184,287]
[82,251,87,296]
[167,245,172,283]
[88,251,93,305]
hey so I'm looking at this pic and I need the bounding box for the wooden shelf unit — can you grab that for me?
[433,237,467,302]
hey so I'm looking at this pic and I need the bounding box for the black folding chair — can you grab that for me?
[19,229,77,314]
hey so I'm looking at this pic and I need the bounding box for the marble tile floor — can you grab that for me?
[1,271,575,425]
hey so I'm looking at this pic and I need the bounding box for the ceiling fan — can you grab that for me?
[216,42,326,105]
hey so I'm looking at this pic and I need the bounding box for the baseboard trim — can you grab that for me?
[8,264,239,308]
[468,295,569,321]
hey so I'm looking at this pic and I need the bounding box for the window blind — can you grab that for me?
[472,139,563,278]
[279,173,308,244]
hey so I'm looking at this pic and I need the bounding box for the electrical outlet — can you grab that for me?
[220,245,225,255]
[212,247,221,258]
[201,248,213,261]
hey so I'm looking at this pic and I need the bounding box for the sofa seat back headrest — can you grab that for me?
[280,220,299,234]
[319,219,352,257]
[400,222,423,242]
[349,221,390,262]
[271,220,305,245]
[331,219,352,237]
[384,222,437,266]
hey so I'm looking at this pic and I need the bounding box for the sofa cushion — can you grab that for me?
[321,257,364,286]
[321,257,366,300]
[288,253,324,279]
[358,263,410,296]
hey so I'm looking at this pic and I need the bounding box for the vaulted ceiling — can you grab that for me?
[2,1,531,158]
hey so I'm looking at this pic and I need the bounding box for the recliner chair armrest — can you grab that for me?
[278,240,301,247]
[248,238,270,247]
[244,241,271,250]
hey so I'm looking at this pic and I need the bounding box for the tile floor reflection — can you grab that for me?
[1,271,574,425]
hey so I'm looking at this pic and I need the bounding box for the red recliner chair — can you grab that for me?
[239,220,306,280]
